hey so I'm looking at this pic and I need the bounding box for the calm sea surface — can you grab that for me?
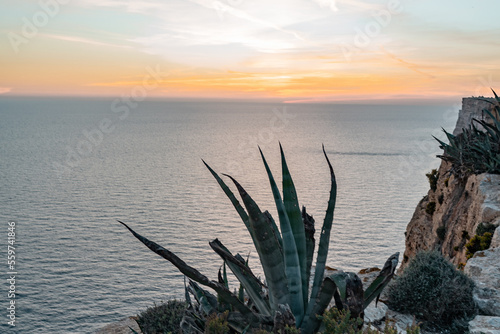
[0,97,456,333]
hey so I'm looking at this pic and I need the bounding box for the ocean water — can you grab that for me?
[0,97,457,333]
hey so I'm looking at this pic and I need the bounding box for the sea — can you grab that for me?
[0,97,457,333]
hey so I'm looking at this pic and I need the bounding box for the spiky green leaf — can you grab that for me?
[118,221,259,323]
[307,145,337,309]
[363,252,399,308]
[260,148,304,323]
[223,175,290,311]
[280,144,309,309]
[210,238,272,316]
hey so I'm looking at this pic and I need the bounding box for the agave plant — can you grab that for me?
[434,89,500,178]
[119,145,398,333]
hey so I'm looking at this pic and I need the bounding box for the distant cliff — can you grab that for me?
[402,98,500,268]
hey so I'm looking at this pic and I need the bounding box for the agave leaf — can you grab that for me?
[118,221,259,322]
[222,175,290,310]
[217,264,232,312]
[302,206,315,297]
[260,147,304,323]
[492,88,500,104]
[300,273,343,334]
[227,312,250,333]
[241,324,251,334]
[443,128,456,143]
[307,145,337,310]
[264,211,283,251]
[203,160,253,239]
[180,311,205,334]
[218,266,224,285]
[328,271,348,300]
[343,272,364,319]
[188,280,218,315]
[223,263,229,289]
[280,144,309,309]
[484,109,500,132]
[184,276,192,306]
[363,252,399,309]
[210,238,272,316]
[432,135,449,150]
[129,326,141,334]
[475,120,499,141]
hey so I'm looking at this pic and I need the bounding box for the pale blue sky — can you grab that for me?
[2,0,499,99]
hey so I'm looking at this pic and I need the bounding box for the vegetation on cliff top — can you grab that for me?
[434,90,500,178]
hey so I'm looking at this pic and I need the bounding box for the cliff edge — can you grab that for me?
[402,97,500,323]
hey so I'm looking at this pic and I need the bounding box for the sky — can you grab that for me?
[1,0,500,102]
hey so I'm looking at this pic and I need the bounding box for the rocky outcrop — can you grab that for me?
[402,98,500,268]
[465,247,500,316]
[402,96,500,330]
[468,315,500,334]
[403,170,500,267]
[453,98,497,136]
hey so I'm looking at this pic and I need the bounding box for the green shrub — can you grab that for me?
[465,222,497,259]
[137,300,187,334]
[436,226,446,241]
[476,222,497,236]
[319,308,420,334]
[438,194,444,205]
[320,308,363,334]
[205,311,230,334]
[465,232,493,259]
[252,325,300,334]
[425,202,436,215]
[387,251,476,331]
[426,169,439,191]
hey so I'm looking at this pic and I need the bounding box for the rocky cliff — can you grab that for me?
[402,98,500,268]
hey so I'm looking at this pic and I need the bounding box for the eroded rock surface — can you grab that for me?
[468,315,500,334]
[464,247,500,316]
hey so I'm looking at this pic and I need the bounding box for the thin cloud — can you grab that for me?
[186,0,306,42]
[41,33,133,49]
[380,47,435,79]
[0,87,12,94]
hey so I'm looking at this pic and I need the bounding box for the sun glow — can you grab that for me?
[2,0,500,101]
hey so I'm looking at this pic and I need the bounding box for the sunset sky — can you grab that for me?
[1,0,499,102]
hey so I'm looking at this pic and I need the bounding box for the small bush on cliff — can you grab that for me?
[426,169,439,191]
[387,251,476,332]
[465,233,493,259]
[425,202,436,215]
[476,222,497,236]
[137,300,187,334]
[436,226,446,241]
[465,222,496,259]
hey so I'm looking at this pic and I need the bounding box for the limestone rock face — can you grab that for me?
[464,247,500,316]
[453,98,497,136]
[402,168,500,268]
[402,97,500,269]
[491,226,500,248]
[468,315,500,334]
